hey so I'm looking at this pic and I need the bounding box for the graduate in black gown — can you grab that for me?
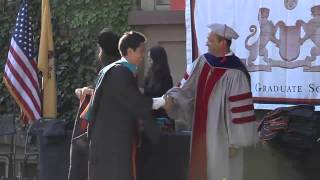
[68,28,121,180]
[88,31,160,180]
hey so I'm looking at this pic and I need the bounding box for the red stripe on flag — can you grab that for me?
[30,59,38,71]
[232,115,256,124]
[10,47,40,96]
[10,46,37,79]
[231,104,254,113]
[6,60,41,113]
[3,73,36,121]
[229,92,252,102]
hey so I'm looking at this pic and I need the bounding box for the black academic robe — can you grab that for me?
[88,65,160,180]
[68,95,90,180]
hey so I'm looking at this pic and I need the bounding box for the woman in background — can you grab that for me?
[144,45,173,99]
[144,45,174,131]
[138,45,174,180]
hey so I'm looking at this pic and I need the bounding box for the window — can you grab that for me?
[156,0,170,5]
[0,159,8,179]
[0,161,6,178]
[155,0,170,10]
[21,162,38,179]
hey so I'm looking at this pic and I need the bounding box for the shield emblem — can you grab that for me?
[278,22,301,61]
[284,0,298,10]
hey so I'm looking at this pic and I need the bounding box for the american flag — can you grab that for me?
[3,1,41,122]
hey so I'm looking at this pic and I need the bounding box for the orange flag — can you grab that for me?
[38,0,57,118]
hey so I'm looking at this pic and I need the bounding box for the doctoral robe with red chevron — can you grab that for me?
[166,53,257,180]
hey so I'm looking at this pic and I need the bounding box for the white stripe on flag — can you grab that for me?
[4,68,41,119]
[7,50,41,106]
[11,40,39,84]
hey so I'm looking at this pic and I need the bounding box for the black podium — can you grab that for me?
[30,118,72,180]
[35,117,191,180]
[38,133,71,180]
[138,132,191,180]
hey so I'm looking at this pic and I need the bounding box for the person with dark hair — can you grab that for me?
[144,46,173,98]
[68,28,121,180]
[87,31,161,180]
[144,45,175,131]
[163,23,257,180]
[137,46,174,180]
[97,28,121,67]
[74,28,121,100]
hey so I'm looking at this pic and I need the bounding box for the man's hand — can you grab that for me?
[163,95,174,112]
[75,87,94,100]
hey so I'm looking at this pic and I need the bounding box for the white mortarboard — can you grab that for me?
[208,23,239,40]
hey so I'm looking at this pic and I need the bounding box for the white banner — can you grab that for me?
[186,0,320,110]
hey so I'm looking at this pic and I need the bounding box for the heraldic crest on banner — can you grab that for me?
[284,0,298,10]
[243,4,320,72]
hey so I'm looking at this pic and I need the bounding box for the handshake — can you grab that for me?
[75,86,174,111]
[152,95,174,112]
